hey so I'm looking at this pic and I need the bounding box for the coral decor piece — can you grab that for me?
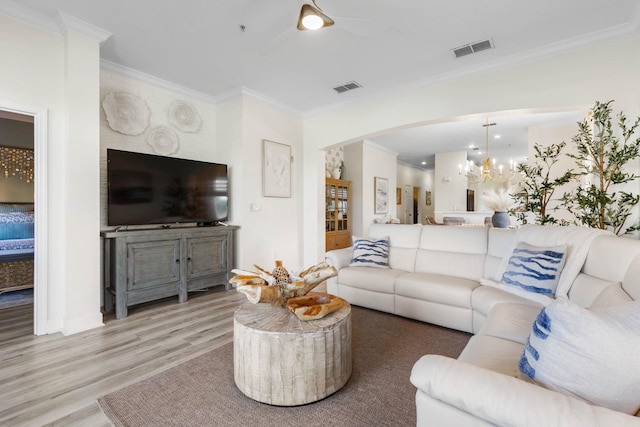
[102,91,151,136]
[168,100,202,133]
[147,126,179,155]
[230,260,343,320]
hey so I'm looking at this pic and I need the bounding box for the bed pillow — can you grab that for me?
[501,242,567,298]
[519,297,640,414]
[0,212,35,240]
[349,236,389,268]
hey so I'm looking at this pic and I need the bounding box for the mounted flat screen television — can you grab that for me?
[107,149,228,226]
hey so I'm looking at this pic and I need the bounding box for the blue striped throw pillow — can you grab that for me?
[501,242,567,297]
[518,297,640,414]
[349,236,389,268]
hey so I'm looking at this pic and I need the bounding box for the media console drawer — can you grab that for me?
[102,226,238,319]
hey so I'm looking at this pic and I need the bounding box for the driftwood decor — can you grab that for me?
[230,260,344,320]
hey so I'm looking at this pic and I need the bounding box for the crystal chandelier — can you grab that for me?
[459,119,516,183]
[0,146,34,183]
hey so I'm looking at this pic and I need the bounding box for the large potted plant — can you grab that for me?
[511,142,573,225]
[561,100,640,235]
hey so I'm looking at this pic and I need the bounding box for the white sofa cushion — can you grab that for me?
[369,223,422,247]
[411,355,640,427]
[568,273,620,308]
[415,250,486,281]
[477,303,542,345]
[419,225,488,253]
[457,335,524,377]
[350,236,389,268]
[395,272,479,309]
[337,266,402,294]
[590,283,633,308]
[472,285,542,319]
[622,252,640,301]
[388,247,419,272]
[485,228,517,280]
[584,235,640,283]
[519,297,640,414]
[369,224,422,272]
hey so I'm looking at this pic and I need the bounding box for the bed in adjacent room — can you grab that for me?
[0,203,34,294]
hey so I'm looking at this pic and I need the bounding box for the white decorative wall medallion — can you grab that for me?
[168,100,201,133]
[147,126,179,155]
[102,91,151,136]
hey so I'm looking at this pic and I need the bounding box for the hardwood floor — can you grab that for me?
[0,286,246,427]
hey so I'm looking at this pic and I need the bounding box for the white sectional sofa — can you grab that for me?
[325,223,640,427]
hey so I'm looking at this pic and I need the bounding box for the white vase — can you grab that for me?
[332,168,341,179]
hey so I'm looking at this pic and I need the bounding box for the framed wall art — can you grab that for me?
[396,187,402,205]
[263,140,291,198]
[374,177,388,214]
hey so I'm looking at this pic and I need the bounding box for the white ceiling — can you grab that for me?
[369,109,588,170]
[7,0,640,167]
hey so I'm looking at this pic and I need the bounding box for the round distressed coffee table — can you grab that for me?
[233,300,352,406]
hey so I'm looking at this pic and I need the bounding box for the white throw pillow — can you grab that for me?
[349,236,389,269]
[501,242,567,298]
[519,297,640,414]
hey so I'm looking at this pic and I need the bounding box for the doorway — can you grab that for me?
[403,185,420,224]
[0,112,34,314]
[0,103,48,335]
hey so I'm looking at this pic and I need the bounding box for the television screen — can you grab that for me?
[107,149,228,226]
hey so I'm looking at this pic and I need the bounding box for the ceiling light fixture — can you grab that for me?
[297,0,334,31]
[459,119,516,183]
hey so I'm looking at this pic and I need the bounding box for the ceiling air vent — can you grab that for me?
[333,81,362,94]
[452,39,494,58]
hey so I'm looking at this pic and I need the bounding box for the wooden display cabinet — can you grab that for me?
[325,178,351,250]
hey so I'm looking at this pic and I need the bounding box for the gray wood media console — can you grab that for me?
[102,225,238,319]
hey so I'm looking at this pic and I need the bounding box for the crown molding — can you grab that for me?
[213,87,303,117]
[0,0,58,32]
[101,60,221,104]
[55,11,111,42]
[101,61,304,117]
[397,159,432,172]
[0,2,112,42]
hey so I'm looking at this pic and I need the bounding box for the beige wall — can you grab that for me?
[434,151,468,213]
[396,164,433,224]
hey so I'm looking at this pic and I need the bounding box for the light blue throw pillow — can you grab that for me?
[349,236,389,268]
[501,242,567,297]
[519,297,640,414]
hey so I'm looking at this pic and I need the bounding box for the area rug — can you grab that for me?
[98,306,471,427]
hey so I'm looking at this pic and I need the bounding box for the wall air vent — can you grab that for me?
[452,39,494,58]
[333,81,362,94]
